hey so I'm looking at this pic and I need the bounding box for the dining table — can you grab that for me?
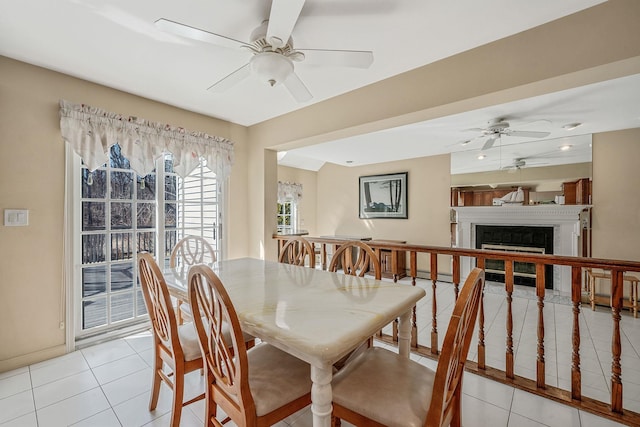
[164,257,426,427]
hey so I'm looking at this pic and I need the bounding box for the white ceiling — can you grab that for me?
[281,73,640,173]
[2,0,638,173]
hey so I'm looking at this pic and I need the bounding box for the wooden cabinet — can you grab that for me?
[370,240,407,279]
[562,178,591,205]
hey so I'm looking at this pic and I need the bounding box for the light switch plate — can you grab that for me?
[4,209,29,226]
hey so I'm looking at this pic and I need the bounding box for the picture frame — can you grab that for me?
[359,172,408,219]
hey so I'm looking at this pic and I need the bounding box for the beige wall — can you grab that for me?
[316,155,452,273]
[592,128,640,261]
[277,165,318,236]
[0,57,249,371]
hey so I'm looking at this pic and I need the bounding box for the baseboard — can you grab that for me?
[0,344,66,374]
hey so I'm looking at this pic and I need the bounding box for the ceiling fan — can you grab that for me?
[468,118,551,151]
[155,0,374,102]
[501,155,555,172]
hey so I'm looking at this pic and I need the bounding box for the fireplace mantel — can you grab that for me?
[454,205,589,224]
[452,205,591,293]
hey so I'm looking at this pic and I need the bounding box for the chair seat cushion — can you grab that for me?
[332,347,435,427]
[177,322,205,362]
[181,306,256,342]
[178,320,256,362]
[179,303,194,321]
[247,343,312,417]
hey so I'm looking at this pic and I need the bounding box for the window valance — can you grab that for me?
[278,181,303,203]
[59,99,234,179]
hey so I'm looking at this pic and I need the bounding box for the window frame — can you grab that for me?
[65,146,224,344]
[277,199,298,234]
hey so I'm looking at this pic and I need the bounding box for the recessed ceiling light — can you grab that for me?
[560,144,572,151]
[477,154,486,160]
[346,160,353,164]
[460,140,471,146]
[562,123,582,131]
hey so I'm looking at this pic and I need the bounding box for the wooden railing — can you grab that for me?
[274,235,640,426]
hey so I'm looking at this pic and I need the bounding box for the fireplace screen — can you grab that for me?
[482,244,544,280]
[476,225,553,288]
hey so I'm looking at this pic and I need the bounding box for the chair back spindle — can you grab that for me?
[329,241,381,280]
[278,237,316,268]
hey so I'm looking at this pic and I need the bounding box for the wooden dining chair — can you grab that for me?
[137,253,205,427]
[188,264,312,427]
[170,235,216,324]
[329,241,382,369]
[278,236,316,268]
[171,235,216,268]
[331,267,485,427]
[329,240,381,280]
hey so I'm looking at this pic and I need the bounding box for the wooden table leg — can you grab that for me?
[589,274,596,311]
[632,279,638,318]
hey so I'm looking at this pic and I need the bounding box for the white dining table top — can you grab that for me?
[164,257,425,367]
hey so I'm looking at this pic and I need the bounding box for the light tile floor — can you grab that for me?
[1,278,637,427]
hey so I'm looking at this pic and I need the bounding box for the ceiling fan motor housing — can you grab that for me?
[488,120,510,133]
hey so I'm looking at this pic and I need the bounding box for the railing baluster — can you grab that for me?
[611,269,624,413]
[321,243,327,270]
[452,255,460,301]
[536,263,546,389]
[571,266,582,401]
[505,260,514,379]
[477,257,486,370]
[430,253,438,355]
[410,251,418,348]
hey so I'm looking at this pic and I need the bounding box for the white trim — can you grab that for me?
[156,156,166,261]
[64,143,76,352]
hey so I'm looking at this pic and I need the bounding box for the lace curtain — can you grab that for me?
[278,181,303,203]
[59,99,234,179]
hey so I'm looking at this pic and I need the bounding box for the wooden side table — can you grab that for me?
[587,269,638,318]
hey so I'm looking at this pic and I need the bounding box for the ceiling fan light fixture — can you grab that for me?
[250,52,294,87]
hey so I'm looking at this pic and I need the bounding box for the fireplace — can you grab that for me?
[475,225,553,288]
[452,205,591,294]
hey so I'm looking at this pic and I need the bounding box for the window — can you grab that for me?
[75,144,221,337]
[277,200,297,233]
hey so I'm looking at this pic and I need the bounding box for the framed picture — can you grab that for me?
[359,172,408,219]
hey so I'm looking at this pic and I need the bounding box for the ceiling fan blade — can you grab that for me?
[283,72,313,102]
[508,130,551,138]
[267,0,306,48]
[207,63,251,93]
[481,136,497,151]
[155,18,248,49]
[298,49,374,68]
